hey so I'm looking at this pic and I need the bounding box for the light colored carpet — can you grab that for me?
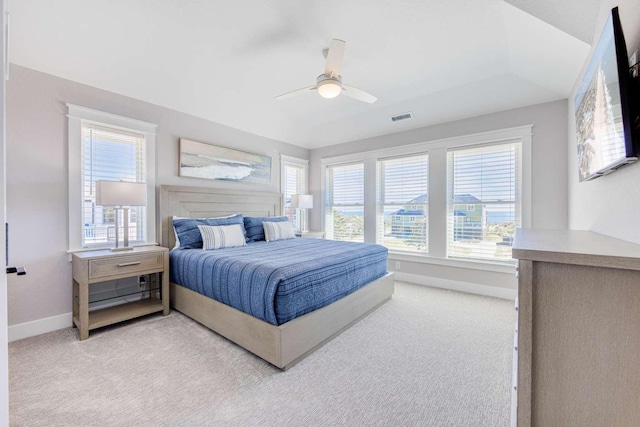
[9,282,516,426]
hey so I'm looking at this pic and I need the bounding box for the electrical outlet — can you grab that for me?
[395,261,401,270]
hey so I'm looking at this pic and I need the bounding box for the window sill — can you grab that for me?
[388,251,516,274]
[66,243,160,259]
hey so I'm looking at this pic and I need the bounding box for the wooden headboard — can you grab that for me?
[159,185,283,249]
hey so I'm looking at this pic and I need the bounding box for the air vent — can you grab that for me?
[391,112,413,122]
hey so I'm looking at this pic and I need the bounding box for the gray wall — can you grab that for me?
[6,64,308,326]
[6,64,571,325]
[309,99,569,290]
[568,0,640,244]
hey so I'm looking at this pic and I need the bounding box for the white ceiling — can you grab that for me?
[9,0,595,149]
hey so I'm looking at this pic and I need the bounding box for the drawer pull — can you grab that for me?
[117,261,141,267]
[514,346,518,351]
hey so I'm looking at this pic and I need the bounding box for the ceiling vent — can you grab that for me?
[391,112,413,122]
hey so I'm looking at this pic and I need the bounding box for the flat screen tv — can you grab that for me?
[575,7,639,182]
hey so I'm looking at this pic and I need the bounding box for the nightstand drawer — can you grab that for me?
[89,252,163,279]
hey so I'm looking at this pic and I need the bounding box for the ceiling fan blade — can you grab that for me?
[324,38,346,77]
[342,84,377,103]
[274,86,316,100]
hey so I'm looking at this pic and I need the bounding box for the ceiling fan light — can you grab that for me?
[317,80,342,99]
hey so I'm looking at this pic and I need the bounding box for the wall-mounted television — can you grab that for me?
[575,7,639,182]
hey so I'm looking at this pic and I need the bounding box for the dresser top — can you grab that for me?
[513,229,640,270]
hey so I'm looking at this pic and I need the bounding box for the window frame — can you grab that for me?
[280,155,309,231]
[446,139,523,264]
[67,104,157,252]
[324,161,366,242]
[376,152,430,254]
[320,125,531,272]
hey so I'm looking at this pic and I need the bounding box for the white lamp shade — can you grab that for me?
[96,181,147,206]
[291,194,313,209]
[317,80,342,99]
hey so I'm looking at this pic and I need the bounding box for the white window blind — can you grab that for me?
[81,124,147,248]
[377,154,429,253]
[447,141,521,262]
[325,162,364,242]
[282,162,305,229]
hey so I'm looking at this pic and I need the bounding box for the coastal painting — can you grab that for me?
[179,139,271,185]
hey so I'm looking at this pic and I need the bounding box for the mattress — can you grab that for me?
[169,238,388,325]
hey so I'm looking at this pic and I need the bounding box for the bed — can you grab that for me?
[160,185,394,370]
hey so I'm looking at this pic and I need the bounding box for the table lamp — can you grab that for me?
[291,194,313,233]
[96,181,147,251]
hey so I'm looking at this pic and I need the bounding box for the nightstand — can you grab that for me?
[295,231,325,239]
[72,246,169,340]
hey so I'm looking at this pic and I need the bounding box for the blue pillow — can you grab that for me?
[244,216,289,242]
[173,214,245,249]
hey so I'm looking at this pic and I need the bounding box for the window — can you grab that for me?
[68,105,156,252]
[281,156,308,230]
[81,125,146,247]
[377,154,429,253]
[447,141,521,262]
[320,125,530,270]
[325,162,364,242]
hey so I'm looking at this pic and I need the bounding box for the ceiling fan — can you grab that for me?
[274,39,377,104]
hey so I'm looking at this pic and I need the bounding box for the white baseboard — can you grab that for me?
[7,274,514,341]
[394,272,516,300]
[9,312,72,342]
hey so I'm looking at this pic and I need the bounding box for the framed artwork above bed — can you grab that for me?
[179,138,272,185]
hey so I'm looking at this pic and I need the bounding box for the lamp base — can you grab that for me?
[110,247,134,252]
[111,207,133,252]
[299,208,308,233]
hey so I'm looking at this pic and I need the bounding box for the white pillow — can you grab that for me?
[263,221,295,242]
[197,224,246,250]
[172,215,185,249]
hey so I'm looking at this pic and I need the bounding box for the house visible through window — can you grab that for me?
[447,141,521,262]
[325,162,364,242]
[376,154,429,253]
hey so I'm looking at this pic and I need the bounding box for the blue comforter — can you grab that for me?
[170,238,388,325]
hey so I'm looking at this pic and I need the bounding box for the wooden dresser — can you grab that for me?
[512,229,640,427]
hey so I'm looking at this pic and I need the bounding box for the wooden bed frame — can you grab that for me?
[159,185,394,370]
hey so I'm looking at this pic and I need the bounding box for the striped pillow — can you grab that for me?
[262,221,295,242]
[197,224,246,250]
